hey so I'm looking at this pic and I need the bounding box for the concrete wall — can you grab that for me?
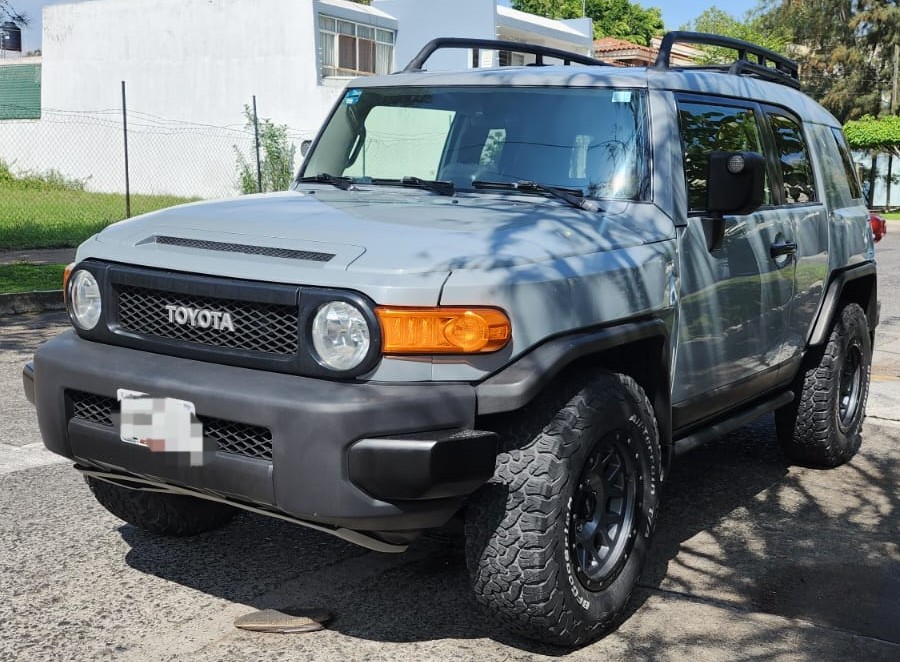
[374,0,498,71]
[0,0,365,197]
[41,0,342,132]
[0,0,594,199]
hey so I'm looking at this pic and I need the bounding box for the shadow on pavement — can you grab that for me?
[0,311,69,353]
[117,415,899,655]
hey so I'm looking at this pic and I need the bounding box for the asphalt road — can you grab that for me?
[1,237,899,661]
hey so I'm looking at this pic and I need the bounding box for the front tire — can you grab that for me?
[86,476,237,536]
[776,303,871,467]
[465,371,661,647]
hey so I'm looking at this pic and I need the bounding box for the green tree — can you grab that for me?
[845,114,900,159]
[234,106,297,194]
[759,0,892,122]
[844,114,900,208]
[682,7,790,63]
[512,0,664,45]
[0,1,27,23]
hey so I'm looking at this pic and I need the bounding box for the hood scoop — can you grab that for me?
[154,235,335,263]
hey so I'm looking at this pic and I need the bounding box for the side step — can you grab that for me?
[673,390,794,457]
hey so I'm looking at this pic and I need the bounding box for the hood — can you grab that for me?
[80,188,672,289]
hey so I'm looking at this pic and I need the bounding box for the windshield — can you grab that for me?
[300,86,650,201]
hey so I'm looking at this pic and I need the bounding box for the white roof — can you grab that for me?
[319,0,395,21]
[496,5,586,38]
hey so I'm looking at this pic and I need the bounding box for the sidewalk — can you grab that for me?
[0,248,76,266]
[0,248,74,315]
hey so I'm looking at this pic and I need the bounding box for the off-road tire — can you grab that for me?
[86,476,237,536]
[465,371,661,647]
[776,303,871,467]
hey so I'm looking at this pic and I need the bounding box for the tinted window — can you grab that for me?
[768,114,816,204]
[304,86,651,200]
[809,125,857,209]
[678,102,769,211]
[831,127,864,201]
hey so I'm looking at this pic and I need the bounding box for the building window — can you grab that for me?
[498,50,526,67]
[319,15,394,78]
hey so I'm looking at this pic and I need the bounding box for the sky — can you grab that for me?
[6,0,760,55]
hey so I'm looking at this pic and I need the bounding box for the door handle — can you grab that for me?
[770,241,797,259]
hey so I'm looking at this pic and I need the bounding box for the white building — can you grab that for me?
[0,0,593,198]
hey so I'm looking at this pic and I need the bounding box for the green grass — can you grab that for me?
[880,211,900,221]
[0,186,198,250]
[0,263,67,294]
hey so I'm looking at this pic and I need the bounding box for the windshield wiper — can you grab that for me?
[473,179,603,212]
[369,176,455,196]
[298,173,355,191]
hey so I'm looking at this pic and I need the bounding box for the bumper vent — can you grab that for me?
[70,391,114,427]
[68,390,274,461]
[117,286,298,355]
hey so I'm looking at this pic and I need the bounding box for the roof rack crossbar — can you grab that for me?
[729,59,801,89]
[654,31,800,88]
[402,37,607,73]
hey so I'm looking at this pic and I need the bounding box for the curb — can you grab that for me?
[0,290,65,316]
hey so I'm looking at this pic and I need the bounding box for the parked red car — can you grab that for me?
[870,212,887,242]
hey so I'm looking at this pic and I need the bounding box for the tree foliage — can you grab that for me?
[759,0,894,122]
[234,106,296,194]
[844,114,900,159]
[682,7,790,63]
[0,1,27,24]
[511,0,664,45]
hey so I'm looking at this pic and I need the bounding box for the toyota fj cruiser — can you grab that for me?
[24,33,878,646]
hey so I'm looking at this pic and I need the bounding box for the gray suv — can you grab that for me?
[24,32,877,647]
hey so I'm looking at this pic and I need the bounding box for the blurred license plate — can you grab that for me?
[117,389,203,459]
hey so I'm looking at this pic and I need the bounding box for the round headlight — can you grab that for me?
[68,269,102,330]
[311,301,371,371]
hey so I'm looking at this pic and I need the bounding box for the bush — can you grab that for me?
[234,106,296,194]
[0,159,88,192]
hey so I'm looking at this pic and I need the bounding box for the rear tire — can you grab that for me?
[465,371,661,647]
[776,303,871,467]
[86,476,237,536]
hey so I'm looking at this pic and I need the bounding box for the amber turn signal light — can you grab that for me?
[376,307,511,354]
[62,263,74,306]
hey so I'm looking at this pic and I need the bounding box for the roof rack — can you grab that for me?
[402,37,607,73]
[654,31,800,89]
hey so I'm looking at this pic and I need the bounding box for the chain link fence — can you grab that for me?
[0,97,308,250]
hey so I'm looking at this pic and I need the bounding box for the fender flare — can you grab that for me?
[808,262,877,346]
[475,318,669,415]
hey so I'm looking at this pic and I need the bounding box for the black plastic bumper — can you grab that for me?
[27,332,497,533]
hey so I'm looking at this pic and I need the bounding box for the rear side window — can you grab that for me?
[768,114,817,205]
[809,125,860,210]
[678,101,769,212]
[831,127,864,201]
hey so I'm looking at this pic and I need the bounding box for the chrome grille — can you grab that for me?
[156,236,334,262]
[67,391,273,461]
[117,286,298,355]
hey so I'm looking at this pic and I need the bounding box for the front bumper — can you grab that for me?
[25,332,497,542]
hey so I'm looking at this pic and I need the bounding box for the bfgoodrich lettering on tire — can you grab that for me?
[776,302,871,467]
[464,371,661,647]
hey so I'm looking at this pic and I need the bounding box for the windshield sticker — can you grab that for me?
[612,90,632,104]
[344,89,363,105]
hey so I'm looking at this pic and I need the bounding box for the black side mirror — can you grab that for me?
[706,151,765,216]
[300,140,312,157]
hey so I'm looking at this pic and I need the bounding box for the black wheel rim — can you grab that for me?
[568,430,640,591]
[838,339,863,430]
